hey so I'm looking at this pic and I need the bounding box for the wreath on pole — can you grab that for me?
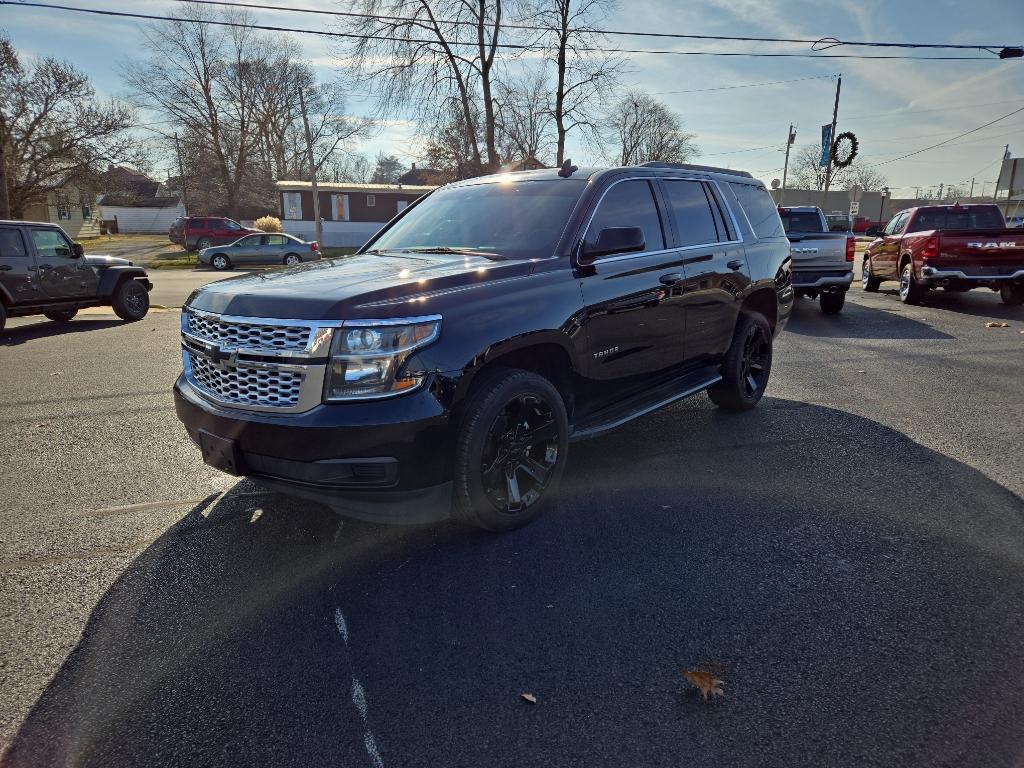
[831,131,859,168]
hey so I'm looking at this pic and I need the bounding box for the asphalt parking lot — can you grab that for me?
[1,277,1023,767]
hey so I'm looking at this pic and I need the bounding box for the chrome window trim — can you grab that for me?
[578,175,746,266]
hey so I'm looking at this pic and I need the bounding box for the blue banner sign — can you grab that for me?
[820,124,833,168]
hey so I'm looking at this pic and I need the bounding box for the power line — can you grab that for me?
[171,0,1019,52]
[0,2,1011,61]
[650,74,837,96]
[865,106,1024,168]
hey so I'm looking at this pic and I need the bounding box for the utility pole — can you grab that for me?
[937,182,944,201]
[0,120,10,219]
[821,74,842,210]
[173,132,188,214]
[780,124,796,206]
[298,88,322,249]
[969,178,975,198]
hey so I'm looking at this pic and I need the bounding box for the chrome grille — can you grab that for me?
[186,310,311,351]
[188,352,304,408]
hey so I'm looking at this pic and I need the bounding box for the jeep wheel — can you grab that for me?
[283,253,302,266]
[211,254,231,271]
[1000,285,1024,306]
[820,291,846,314]
[112,279,150,322]
[196,237,213,251]
[0,302,6,334]
[708,312,773,411]
[44,309,78,323]
[862,257,881,292]
[899,262,927,305]
[454,369,568,532]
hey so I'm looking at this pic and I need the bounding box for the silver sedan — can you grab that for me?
[199,233,320,270]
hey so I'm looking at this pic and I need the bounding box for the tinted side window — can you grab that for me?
[585,179,665,253]
[0,227,29,258]
[730,183,784,239]
[663,180,720,247]
[191,219,207,230]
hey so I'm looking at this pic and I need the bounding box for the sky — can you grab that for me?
[2,0,1022,195]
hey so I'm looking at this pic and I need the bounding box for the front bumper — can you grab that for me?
[173,373,456,522]
[791,269,853,290]
[919,266,1024,284]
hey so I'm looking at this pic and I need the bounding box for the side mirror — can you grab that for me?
[72,243,84,258]
[583,226,646,260]
[865,227,881,237]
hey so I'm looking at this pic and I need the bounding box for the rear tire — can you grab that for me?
[862,257,881,292]
[284,253,302,266]
[44,309,78,323]
[112,279,149,322]
[899,262,926,305]
[1000,285,1024,306]
[453,369,568,532]
[196,237,213,251]
[820,291,846,314]
[211,254,231,271]
[0,303,6,334]
[707,312,773,411]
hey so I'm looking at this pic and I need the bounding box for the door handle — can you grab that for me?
[38,263,53,270]
[659,272,683,286]
[0,265,11,271]
[727,259,744,271]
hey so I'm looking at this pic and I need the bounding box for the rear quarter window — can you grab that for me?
[0,227,29,258]
[730,183,785,239]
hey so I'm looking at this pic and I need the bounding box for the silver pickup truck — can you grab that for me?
[779,206,856,314]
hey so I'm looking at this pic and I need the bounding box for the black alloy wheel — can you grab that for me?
[707,311,773,411]
[454,369,569,532]
[739,323,771,398]
[112,279,150,322]
[44,309,78,323]
[1000,285,1024,306]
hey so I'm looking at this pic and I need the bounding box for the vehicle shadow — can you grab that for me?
[902,288,1024,321]
[784,296,953,340]
[3,399,1024,768]
[0,319,124,346]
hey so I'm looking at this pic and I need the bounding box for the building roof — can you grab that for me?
[276,181,436,194]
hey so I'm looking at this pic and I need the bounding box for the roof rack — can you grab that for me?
[638,161,753,179]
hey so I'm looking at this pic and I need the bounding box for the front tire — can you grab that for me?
[862,257,881,292]
[708,312,773,411]
[211,254,231,271]
[44,309,78,323]
[899,262,927,305]
[1000,285,1024,306]
[453,369,568,532]
[112,279,150,322]
[820,291,846,314]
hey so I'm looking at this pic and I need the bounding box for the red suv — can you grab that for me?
[169,217,259,251]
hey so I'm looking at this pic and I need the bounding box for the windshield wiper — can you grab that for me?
[402,246,505,260]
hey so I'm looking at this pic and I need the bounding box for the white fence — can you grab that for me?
[100,204,186,234]
[281,219,384,248]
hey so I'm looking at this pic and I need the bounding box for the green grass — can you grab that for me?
[143,249,199,269]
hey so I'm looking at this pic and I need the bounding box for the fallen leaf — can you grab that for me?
[50,372,62,376]
[682,668,725,702]
[985,322,1010,328]
[521,693,537,704]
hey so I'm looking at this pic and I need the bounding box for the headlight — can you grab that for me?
[323,316,441,401]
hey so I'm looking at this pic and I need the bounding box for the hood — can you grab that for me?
[84,254,132,267]
[185,251,535,319]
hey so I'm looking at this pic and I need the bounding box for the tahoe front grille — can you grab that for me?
[188,352,305,408]
[186,309,312,352]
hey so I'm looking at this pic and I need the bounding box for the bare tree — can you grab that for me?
[845,163,888,191]
[0,33,140,218]
[494,69,554,164]
[338,0,507,173]
[605,91,697,166]
[527,0,622,165]
[789,144,851,191]
[423,96,487,182]
[330,153,373,183]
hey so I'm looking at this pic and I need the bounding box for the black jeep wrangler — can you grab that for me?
[0,221,152,332]
[174,163,793,530]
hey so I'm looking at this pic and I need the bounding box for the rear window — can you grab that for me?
[730,183,785,239]
[779,210,825,233]
[662,180,720,247]
[907,207,1005,232]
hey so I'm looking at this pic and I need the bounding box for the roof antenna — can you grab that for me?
[558,158,578,178]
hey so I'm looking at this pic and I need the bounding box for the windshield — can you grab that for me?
[908,207,1005,232]
[779,211,824,233]
[366,179,587,259]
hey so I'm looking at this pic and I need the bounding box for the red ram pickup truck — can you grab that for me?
[862,204,1024,305]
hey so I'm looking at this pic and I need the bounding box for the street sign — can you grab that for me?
[771,178,781,189]
[849,201,861,216]
[820,124,833,168]
[848,184,864,202]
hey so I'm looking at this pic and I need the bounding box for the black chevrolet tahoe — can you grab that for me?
[174,163,794,531]
[0,220,152,332]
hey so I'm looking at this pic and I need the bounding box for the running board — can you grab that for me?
[569,368,722,442]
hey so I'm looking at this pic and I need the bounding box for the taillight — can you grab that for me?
[845,236,855,262]
[310,242,319,252]
[921,236,939,259]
